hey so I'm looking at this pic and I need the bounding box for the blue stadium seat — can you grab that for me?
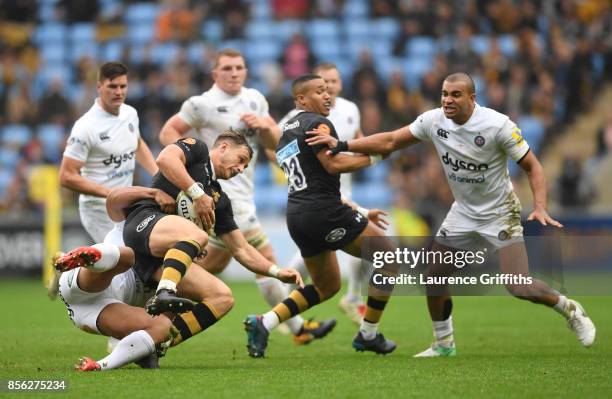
[150,42,181,65]
[70,23,96,43]
[352,183,393,209]
[124,3,160,24]
[333,60,354,81]
[126,24,156,45]
[364,162,390,183]
[245,21,276,41]
[498,34,517,57]
[373,18,400,41]
[0,148,21,169]
[402,56,432,89]
[1,125,33,147]
[254,185,287,214]
[70,42,99,62]
[33,23,66,45]
[470,35,490,55]
[374,57,403,84]
[39,42,66,64]
[275,20,304,43]
[37,3,57,22]
[217,40,246,54]
[254,163,272,186]
[101,40,124,61]
[311,39,343,60]
[0,168,14,197]
[405,36,437,58]
[517,116,545,154]
[344,19,370,40]
[307,19,341,41]
[37,124,66,163]
[201,20,223,43]
[186,42,207,64]
[250,0,272,20]
[343,0,369,18]
[244,41,283,64]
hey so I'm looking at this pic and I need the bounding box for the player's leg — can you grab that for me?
[341,222,397,354]
[166,264,235,346]
[76,303,174,371]
[498,242,596,347]
[244,250,338,357]
[337,251,366,324]
[144,215,208,315]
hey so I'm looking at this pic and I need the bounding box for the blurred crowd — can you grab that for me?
[1,0,611,230]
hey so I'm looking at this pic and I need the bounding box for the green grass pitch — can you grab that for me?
[0,279,610,398]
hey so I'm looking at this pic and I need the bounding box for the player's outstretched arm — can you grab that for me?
[518,151,563,228]
[106,187,175,222]
[316,150,373,174]
[156,144,216,230]
[219,229,304,286]
[159,113,193,146]
[241,114,281,150]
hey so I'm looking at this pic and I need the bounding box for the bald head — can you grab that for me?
[444,73,475,94]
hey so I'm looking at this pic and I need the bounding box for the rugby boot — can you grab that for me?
[145,289,195,315]
[338,295,366,325]
[293,318,337,345]
[352,331,397,355]
[414,342,457,357]
[244,315,269,358]
[567,299,596,347]
[54,247,101,272]
[75,357,101,372]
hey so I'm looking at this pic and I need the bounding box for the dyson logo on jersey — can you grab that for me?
[442,152,488,172]
[102,151,136,168]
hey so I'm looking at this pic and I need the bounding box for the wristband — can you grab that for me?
[331,140,349,155]
[267,264,280,278]
[369,154,382,165]
[356,206,370,218]
[186,183,205,200]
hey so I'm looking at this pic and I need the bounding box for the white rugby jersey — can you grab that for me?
[409,104,530,220]
[178,84,270,202]
[63,100,140,205]
[279,96,361,199]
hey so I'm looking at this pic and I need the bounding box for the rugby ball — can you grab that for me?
[176,191,204,229]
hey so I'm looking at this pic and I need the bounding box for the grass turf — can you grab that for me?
[0,279,609,398]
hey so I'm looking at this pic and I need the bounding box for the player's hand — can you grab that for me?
[368,209,390,230]
[154,189,176,214]
[194,194,216,231]
[527,208,563,228]
[305,131,339,154]
[240,113,267,131]
[277,267,304,287]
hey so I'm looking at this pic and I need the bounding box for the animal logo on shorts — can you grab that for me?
[497,230,509,241]
[136,215,156,232]
[325,228,346,243]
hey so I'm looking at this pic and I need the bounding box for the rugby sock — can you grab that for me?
[157,240,200,293]
[345,257,363,300]
[433,317,454,347]
[553,295,570,318]
[363,295,390,324]
[171,301,221,345]
[265,285,323,329]
[256,277,305,335]
[89,243,120,272]
[359,320,379,340]
[98,330,155,370]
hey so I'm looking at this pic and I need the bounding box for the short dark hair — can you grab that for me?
[444,72,475,94]
[313,62,338,74]
[213,129,253,160]
[213,48,245,69]
[291,74,322,99]
[98,62,128,82]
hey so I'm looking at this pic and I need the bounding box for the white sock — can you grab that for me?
[255,277,305,334]
[359,320,378,340]
[97,330,155,370]
[345,257,362,300]
[89,243,120,272]
[262,311,280,331]
[553,295,570,318]
[433,317,454,346]
[157,279,177,293]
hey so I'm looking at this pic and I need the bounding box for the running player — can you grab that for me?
[244,74,397,358]
[158,48,334,344]
[306,72,596,356]
[280,62,368,324]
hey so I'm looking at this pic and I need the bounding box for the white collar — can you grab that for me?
[209,159,217,181]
